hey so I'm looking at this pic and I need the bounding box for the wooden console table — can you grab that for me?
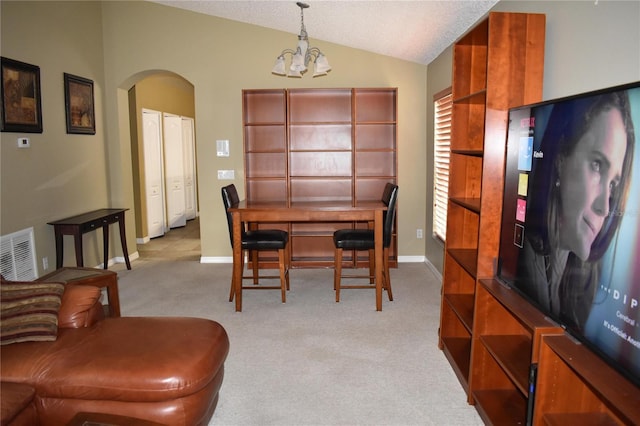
[48,208,131,270]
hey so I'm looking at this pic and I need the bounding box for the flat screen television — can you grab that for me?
[497,81,640,388]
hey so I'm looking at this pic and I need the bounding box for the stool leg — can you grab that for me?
[334,248,343,302]
[368,249,375,284]
[278,249,287,303]
[251,250,259,285]
[228,277,235,302]
[285,246,290,291]
[384,247,393,301]
[229,250,246,302]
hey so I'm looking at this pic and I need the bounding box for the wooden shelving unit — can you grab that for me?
[534,334,640,425]
[242,88,397,268]
[471,280,563,424]
[243,89,288,202]
[438,12,640,425]
[438,10,546,415]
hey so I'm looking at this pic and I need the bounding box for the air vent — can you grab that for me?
[0,227,37,281]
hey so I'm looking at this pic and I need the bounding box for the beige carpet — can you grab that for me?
[111,259,482,425]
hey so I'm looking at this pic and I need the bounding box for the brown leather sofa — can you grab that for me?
[0,280,230,426]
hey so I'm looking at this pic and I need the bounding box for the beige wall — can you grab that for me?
[2,1,638,276]
[101,1,428,262]
[1,1,108,272]
[424,48,453,274]
[1,1,427,274]
[425,0,640,275]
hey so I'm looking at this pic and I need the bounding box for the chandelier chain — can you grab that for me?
[299,4,307,40]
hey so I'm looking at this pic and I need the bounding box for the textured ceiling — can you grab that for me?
[150,0,499,65]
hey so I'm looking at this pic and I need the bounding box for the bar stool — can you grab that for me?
[221,184,290,303]
[333,183,398,302]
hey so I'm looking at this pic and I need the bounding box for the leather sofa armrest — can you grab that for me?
[0,382,37,426]
[58,285,104,328]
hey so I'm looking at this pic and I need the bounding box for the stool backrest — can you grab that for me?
[221,184,241,248]
[381,183,399,248]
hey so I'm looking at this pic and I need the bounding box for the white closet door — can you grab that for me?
[182,117,197,220]
[163,113,187,228]
[142,109,166,239]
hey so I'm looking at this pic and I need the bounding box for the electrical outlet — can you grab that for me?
[42,257,49,270]
[417,229,423,239]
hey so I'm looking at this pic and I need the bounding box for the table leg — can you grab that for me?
[374,209,383,311]
[118,216,132,270]
[73,233,84,267]
[232,211,243,312]
[105,280,121,317]
[102,225,109,269]
[54,229,64,269]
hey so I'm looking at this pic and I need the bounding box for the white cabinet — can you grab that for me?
[182,117,197,220]
[163,113,187,229]
[140,110,197,239]
[142,109,166,239]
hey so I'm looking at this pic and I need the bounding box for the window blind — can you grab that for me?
[433,90,452,241]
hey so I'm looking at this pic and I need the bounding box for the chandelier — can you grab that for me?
[272,2,331,78]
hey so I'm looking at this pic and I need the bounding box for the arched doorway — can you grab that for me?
[126,71,200,261]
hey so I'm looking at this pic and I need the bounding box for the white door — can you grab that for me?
[142,109,166,239]
[163,113,187,228]
[182,117,197,220]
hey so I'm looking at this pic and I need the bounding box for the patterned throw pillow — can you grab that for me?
[1,280,65,345]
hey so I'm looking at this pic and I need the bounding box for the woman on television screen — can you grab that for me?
[516,90,635,330]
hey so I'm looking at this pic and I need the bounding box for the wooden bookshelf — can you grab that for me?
[438,12,546,408]
[470,279,563,424]
[439,12,640,425]
[534,334,640,425]
[242,88,397,268]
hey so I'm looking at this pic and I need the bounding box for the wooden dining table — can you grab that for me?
[228,200,387,312]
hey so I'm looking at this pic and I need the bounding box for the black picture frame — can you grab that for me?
[1,57,43,133]
[64,72,95,135]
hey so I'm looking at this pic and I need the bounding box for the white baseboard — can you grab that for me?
[200,256,233,264]
[423,258,442,281]
[397,255,425,263]
[202,255,433,266]
[98,252,139,268]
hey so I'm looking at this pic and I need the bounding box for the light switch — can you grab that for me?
[17,137,30,148]
[216,139,229,157]
[217,170,235,180]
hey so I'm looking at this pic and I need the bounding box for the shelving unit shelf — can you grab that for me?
[471,279,563,425]
[242,88,397,269]
[535,334,640,426]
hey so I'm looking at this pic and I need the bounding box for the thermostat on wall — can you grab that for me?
[216,139,229,157]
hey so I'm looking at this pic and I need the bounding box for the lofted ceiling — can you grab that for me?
[150,0,499,65]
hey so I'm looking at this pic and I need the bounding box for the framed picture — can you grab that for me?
[64,73,95,134]
[1,57,43,133]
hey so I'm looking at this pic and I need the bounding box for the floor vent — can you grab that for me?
[0,227,37,281]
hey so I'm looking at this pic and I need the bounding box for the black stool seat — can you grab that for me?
[333,229,374,250]
[242,230,288,250]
